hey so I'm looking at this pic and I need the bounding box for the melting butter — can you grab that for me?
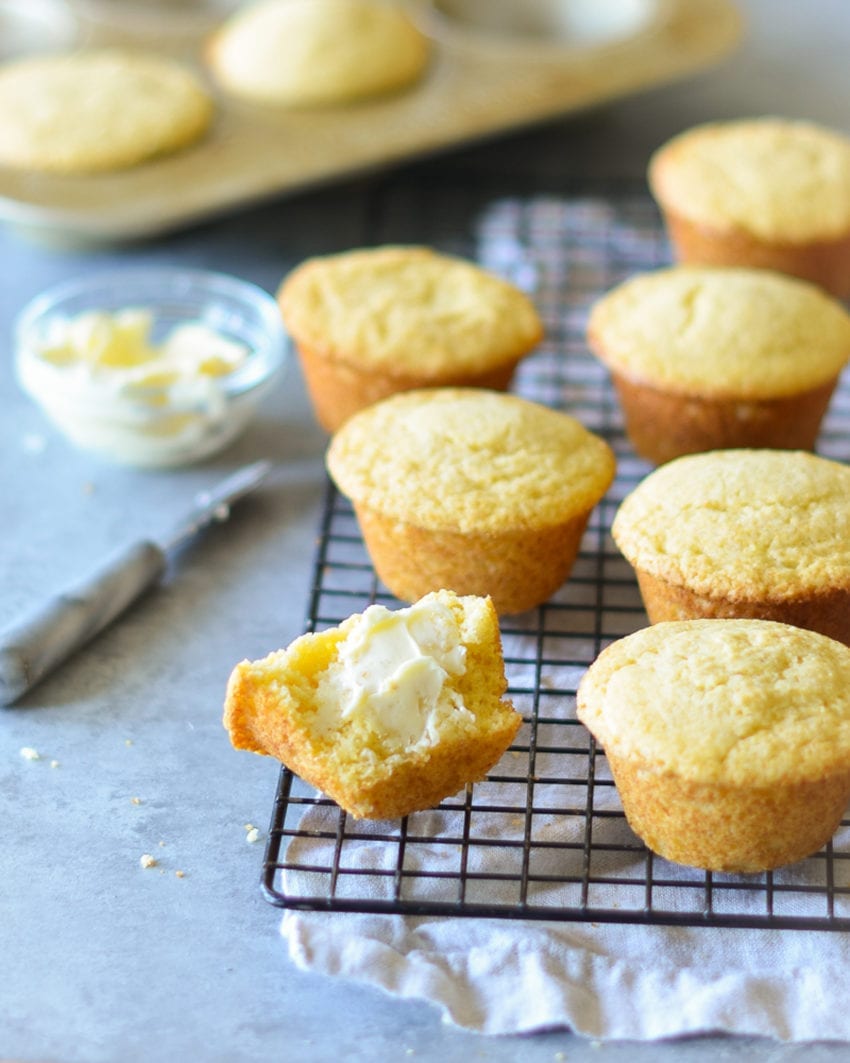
[314,599,473,748]
[35,309,247,391]
[16,307,253,466]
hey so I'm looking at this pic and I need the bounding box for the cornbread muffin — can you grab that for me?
[278,245,543,431]
[577,619,850,872]
[326,388,616,614]
[587,266,850,464]
[612,449,850,644]
[206,0,431,107]
[0,49,213,174]
[224,590,521,819]
[648,118,850,298]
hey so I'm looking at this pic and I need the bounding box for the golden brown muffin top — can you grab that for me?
[208,0,430,107]
[587,266,850,397]
[648,118,850,243]
[0,49,213,174]
[612,449,850,601]
[327,388,615,534]
[577,619,850,787]
[278,246,543,375]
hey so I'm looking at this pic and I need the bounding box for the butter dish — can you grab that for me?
[14,267,286,467]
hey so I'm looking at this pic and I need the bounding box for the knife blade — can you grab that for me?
[0,459,272,705]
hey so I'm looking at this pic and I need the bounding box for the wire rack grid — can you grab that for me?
[261,187,850,930]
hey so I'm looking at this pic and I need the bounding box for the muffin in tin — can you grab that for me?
[207,0,431,107]
[0,48,213,174]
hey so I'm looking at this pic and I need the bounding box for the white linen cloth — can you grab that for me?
[280,791,850,1040]
[282,906,850,1040]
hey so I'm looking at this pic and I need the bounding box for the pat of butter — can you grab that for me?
[64,308,152,368]
[36,309,247,385]
[314,600,472,749]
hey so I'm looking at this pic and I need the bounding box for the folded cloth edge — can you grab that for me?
[282,910,850,1041]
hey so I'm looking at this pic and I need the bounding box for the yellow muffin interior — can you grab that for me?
[224,590,522,819]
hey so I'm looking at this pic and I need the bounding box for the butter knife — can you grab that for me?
[0,459,272,704]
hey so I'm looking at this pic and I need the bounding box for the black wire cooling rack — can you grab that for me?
[261,186,850,930]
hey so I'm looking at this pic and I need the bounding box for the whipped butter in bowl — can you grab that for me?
[15,267,287,467]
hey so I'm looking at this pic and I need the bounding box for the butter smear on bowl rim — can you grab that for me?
[14,267,287,467]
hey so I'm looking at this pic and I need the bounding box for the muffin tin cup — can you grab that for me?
[661,208,850,301]
[295,341,520,432]
[353,504,592,616]
[606,751,850,873]
[226,658,513,820]
[608,369,838,465]
[0,0,743,240]
[633,568,850,647]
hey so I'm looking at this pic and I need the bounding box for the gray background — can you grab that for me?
[3,2,850,1060]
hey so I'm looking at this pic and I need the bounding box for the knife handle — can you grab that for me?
[0,540,166,705]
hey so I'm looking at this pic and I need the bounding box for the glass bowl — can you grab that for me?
[14,267,287,468]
